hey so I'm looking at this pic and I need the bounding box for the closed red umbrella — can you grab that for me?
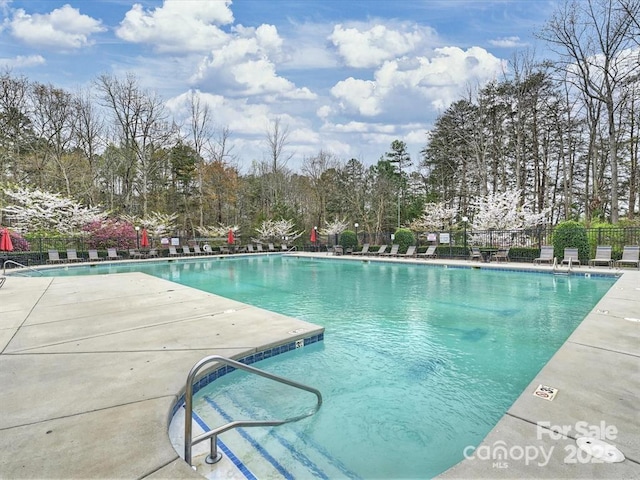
[310,228,317,244]
[227,229,235,244]
[140,228,150,248]
[1,228,14,252]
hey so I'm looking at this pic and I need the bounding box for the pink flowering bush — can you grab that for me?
[82,219,136,249]
[0,227,30,251]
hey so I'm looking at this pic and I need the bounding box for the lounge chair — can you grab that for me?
[534,245,554,265]
[381,244,400,256]
[192,245,205,255]
[397,245,417,257]
[256,244,264,253]
[168,246,180,257]
[66,249,83,262]
[128,249,144,259]
[281,244,289,251]
[371,245,388,256]
[469,247,482,261]
[182,245,195,256]
[147,248,159,258]
[246,244,256,253]
[417,245,437,259]
[615,245,640,269]
[333,245,344,255]
[219,246,231,254]
[268,243,276,252]
[560,248,580,266]
[491,248,510,262]
[47,250,64,264]
[589,246,613,268]
[106,248,122,260]
[88,249,103,261]
[352,243,370,256]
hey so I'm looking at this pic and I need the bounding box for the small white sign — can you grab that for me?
[439,233,450,244]
[533,384,558,401]
[427,233,437,242]
[171,237,180,246]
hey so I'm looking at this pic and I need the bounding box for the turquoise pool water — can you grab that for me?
[33,256,616,478]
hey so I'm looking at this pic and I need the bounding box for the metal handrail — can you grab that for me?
[3,260,44,275]
[184,354,322,466]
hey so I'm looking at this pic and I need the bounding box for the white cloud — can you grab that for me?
[330,46,504,118]
[9,4,105,50]
[329,22,435,68]
[192,24,316,101]
[116,0,233,53]
[0,54,45,68]
[489,36,527,48]
[326,121,395,134]
[331,77,380,116]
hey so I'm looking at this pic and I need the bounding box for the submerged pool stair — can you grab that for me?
[196,388,360,479]
[182,355,353,479]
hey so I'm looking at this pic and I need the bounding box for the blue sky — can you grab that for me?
[0,0,557,172]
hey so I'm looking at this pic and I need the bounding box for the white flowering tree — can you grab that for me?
[410,202,459,232]
[121,212,178,238]
[320,218,349,236]
[255,219,302,243]
[469,188,549,246]
[196,224,239,238]
[2,187,106,235]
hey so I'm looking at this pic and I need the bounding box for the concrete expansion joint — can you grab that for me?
[566,340,639,358]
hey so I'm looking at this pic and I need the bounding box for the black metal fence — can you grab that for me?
[3,227,640,268]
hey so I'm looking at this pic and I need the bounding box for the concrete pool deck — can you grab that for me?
[0,253,638,479]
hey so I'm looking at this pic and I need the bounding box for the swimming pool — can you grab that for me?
[33,256,616,478]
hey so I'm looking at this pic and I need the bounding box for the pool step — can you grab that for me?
[192,390,360,479]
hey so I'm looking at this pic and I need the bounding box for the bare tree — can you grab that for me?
[96,73,172,216]
[73,87,105,205]
[29,82,76,194]
[539,0,640,222]
[263,117,293,209]
[302,150,339,227]
[187,90,213,228]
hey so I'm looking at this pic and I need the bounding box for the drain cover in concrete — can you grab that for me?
[576,437,625,463]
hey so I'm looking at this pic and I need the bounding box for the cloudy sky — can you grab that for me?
[0,0,556,172]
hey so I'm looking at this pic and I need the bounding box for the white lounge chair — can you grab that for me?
[47,250,64,264]
[352,243,370,255]
[560,248,580,266]
[381,244,400,256]
[589,246,613,267]
[615,245,640,269]
[534,245,554,265]
[418,245,437,259]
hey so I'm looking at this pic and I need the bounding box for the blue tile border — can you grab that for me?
[299,255,621,279]
[172,332,324,417]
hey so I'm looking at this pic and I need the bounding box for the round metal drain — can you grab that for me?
[576,437,625,463]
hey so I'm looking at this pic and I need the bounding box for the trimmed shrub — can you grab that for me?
[552,221,589,264]
[394,228,415,254]
[340,230,358,250]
